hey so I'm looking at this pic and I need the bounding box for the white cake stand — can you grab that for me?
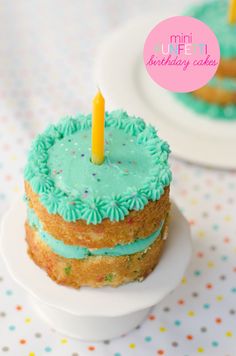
[0,200,192,341]
[95,14,236,169]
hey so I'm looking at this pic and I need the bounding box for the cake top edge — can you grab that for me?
[24,110,172,224]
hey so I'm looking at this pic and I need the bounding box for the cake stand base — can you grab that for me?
[30,294,150,340]
[1,200,192,341]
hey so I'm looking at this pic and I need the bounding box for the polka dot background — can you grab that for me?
[0,1,235,355]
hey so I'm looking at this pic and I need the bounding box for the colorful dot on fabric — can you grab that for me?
[203,303,210,309]
[148,314,156,320]
[212,224,219,230]
[157,350,165,355]
[88,346,95,351]
[197,347,204,353]
[174,320,181,326]
[219,274,226,280]
[45,346,52,352]
[226,331,233,337]
[197,251,204,258]
[221,255,228,261]
[224,236,230,243]
[212,341,219,347]
[5,290,13,296]
[145,336,152,342]
[114,353,121,356]
[187,310,195,317]
[8,325,15,331]
[129,343,136,349]
[159,327,167,332]
[197,230,206,238]
[181,276,187,284]
[207,261,215,268]
[19,339,26,345]
[163,307,170,312]
[224,215,232,222]
[2,347,9,352]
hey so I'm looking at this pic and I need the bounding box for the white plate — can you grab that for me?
[95,15,236,169]
[0,200,191,318]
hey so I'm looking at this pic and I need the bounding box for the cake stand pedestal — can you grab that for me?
[0,200,192,341]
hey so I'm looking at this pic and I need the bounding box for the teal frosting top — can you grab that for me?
[27,206,164,259]
[24,111,171,224]
[186,0,236,58]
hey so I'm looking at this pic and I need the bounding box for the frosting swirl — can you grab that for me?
[58,197,82,222]
[30,174,54,194]
[104,195,129,221]
[40,188,65,214]
[81,198,106,224]
[125,188,148,211]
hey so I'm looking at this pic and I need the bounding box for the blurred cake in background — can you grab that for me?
[176,0,236,120]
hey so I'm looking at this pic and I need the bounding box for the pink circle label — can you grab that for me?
[143,16,220,92]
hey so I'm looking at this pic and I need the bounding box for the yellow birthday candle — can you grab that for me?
[91,89,105,165]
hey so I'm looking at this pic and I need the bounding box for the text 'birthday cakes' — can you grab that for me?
[177,0,236,120]
[24,111,172,288]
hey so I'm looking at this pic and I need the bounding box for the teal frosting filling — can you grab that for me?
[27,207,164,259]
[185,0,236,58]
[174,92,236,120]
[208,77,236,91]
[24,110,172,224]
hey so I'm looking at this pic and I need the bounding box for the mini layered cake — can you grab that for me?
[177,0,236,120]
[24,111,172,288]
